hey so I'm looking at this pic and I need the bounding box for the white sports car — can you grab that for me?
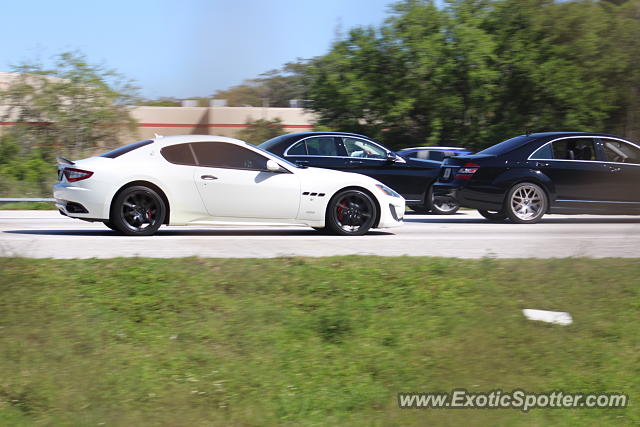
[53,135,405,236]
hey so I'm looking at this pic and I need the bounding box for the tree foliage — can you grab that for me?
[212,62,309,107]
[0,51,139,159]
[237,118,286,144]
[302,0,640,151]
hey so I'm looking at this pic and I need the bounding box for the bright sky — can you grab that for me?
[0,0,394,99]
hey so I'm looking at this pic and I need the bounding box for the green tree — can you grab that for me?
[0,51,139,159]
[212,61,309,107]
[237,118,286,144]
[302,0,640,151]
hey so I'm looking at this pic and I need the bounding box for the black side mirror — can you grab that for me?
[386,152,398,162]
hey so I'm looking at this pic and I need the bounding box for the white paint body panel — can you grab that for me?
[53,135,405,230]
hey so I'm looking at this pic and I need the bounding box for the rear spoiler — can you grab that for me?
[56,156,75,166]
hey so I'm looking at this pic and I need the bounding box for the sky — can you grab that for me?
[0,0,395,99]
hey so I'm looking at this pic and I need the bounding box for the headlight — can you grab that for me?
[375,184,401,198]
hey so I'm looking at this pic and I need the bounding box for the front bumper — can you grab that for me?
[377,196,405,228]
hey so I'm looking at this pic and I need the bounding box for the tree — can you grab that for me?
[237,118,286,144]
[212,61,309,107]
[301,0,640,151]
[0,51,139,159]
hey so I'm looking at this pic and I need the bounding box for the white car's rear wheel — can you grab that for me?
[326,189,376,236]
[111,186,166,236]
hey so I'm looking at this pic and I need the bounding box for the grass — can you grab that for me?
[0,202,56,210]
[0,257,638,426]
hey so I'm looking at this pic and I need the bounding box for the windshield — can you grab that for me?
[250,143,302,168]
[258,134,292,152]
[476,135,535,156]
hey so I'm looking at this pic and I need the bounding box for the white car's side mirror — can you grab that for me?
[266,160,284,172]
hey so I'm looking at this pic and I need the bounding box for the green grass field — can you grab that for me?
[0,257,637,426]
[0,202,55,210]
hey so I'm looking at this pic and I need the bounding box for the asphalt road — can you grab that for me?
[0,210,638,259]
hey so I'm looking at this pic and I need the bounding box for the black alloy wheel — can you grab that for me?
[477,209,508,221]
[326,189,377,236]
[111,186,166,236]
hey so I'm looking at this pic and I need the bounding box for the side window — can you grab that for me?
[428,151,445,161]
[530,143,554,159]
[414,151,430,160]
[161,143,197,165]
[191,142,269,170]
[343,137,386,159]
[287,141,307,155]
[304,137,339,156]
[601,139,640,164]
[552,138,596,161]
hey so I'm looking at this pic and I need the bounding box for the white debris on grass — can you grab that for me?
[522,309,573,325]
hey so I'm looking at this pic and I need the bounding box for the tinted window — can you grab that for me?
[552,138,596,161]
[530,143,554,159]
[476,135,535,156]
[305,137,339,156]
[601,139,640,164]
[428,151,445,161]
[287,141,307,155]
[192,142,269,170]
[161,143,196,165]
[100,139,153,158]
[343,137,386,159]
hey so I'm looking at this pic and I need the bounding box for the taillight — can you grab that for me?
[63,168,94,182]
[454,162,479,180]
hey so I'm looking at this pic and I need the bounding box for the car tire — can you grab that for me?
[428,187,459,215]
[504,182,547,224]
[110,186,166,236]
[409,205,430,214]
[326,189,377,236]
[102,220,119,231]
[477,209,507,221]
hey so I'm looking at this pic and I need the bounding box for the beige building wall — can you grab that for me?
[129,106,316,140]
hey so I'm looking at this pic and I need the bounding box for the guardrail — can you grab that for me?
[0,198,55,204]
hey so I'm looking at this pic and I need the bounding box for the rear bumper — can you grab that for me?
[53,183,109,220]
[433,182,504,211]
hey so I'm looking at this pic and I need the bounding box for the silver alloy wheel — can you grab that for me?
[509,184,544,221]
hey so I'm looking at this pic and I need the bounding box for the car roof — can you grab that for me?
[399,146,469,151]
[151,134,250,148]
[523,131,622,139]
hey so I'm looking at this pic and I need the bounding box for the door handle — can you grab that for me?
[295,160,309,166]
[608,167,622,173]
[535,161,550,167]
[347,160,364,165]
[201,175,218,180]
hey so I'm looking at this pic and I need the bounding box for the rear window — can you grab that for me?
[100,139,153,158]
[476,135,534,156]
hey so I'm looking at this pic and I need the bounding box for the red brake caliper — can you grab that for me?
[337,202,348,221]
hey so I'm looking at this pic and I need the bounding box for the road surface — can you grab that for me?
[0,210,638,258]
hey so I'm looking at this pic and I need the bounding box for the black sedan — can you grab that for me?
[259,132,458,214]
[433,132,640,223]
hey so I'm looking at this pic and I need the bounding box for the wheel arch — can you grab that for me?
[329,186,382,228]
[493,170,555,211]
[111,180,171,224]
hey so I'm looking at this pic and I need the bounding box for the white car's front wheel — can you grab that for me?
[326,189,377,236]
[111,186,166,236]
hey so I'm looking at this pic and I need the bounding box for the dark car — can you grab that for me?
[259,132,458,214]
[433,132,640,223]
[397,146,472,161]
